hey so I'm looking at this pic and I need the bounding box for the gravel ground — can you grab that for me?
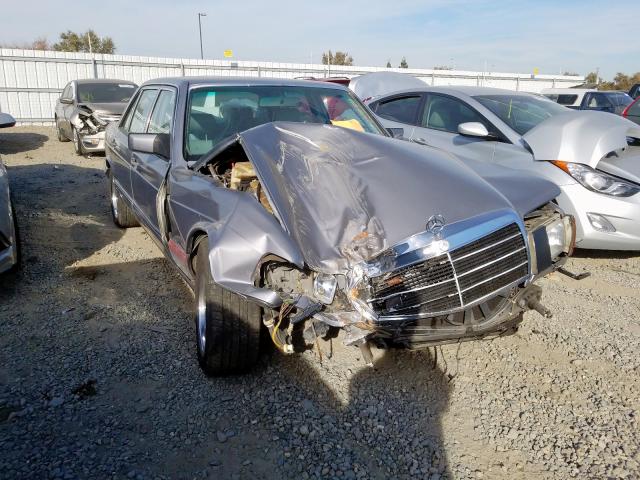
[0,126,638,480]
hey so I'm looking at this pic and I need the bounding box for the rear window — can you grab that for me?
[612,92,633,107]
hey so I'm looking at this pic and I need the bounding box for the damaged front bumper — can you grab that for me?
[78,130,106,153]
[264,205,574,352]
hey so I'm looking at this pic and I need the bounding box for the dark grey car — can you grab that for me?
[0,112,19,273]
[105,77,574,375]
[54,79,138,155]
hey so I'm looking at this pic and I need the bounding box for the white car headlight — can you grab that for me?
[313,273,337,304]
[551,161,640,197]
[545,220,566,259]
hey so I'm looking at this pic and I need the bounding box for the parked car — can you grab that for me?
[55,79,138,155]
[352,72,640,250]
[105,77,573,375]
[623,97,640,125]
[629,83,640,99]
[0,112,19,274]
[541,88,633,115]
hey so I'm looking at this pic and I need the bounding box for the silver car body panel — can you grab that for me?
[0,113,18,273]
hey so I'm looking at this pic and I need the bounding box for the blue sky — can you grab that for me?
[1,0,637,79]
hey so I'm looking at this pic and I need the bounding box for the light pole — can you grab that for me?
[198,13,207,59]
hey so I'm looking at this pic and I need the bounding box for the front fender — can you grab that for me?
[187,192,305,308]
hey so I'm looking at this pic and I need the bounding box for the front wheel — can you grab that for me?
[108,172,139,228]
[55,117,69,142]
[72,127,85,156]
[195,238,261,375]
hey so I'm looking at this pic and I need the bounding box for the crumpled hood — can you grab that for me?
[239,122,558,273]
[523,110,640,167]
[78,102,127,115]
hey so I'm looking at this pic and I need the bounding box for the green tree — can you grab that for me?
[53,30,115,54]
[584,71,599,84]
[399,57,408,69]
[386,60,392,68]
[322,50,353,66]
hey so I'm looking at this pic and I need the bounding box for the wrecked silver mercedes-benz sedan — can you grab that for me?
[105,77,575,375]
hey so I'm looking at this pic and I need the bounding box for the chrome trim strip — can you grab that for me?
[369,276,456,303]
[451,232,522,262]
[459,261,529,294]
[447,251,465,308]
[386,291,459,314]
[376,275,528,321]
[457,247,526,278]
[364,209,524,278]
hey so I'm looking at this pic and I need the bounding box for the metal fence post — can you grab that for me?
[180,63,185,76]
[92,58,98,78]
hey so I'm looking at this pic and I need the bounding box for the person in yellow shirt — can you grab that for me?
[324,96,365,132]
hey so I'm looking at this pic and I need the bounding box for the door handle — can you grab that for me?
[131,155,139,165]
[413,137,429,146]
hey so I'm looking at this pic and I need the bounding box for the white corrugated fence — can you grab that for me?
[0,49,584,124]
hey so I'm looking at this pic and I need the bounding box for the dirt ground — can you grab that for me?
[0,126,638,480]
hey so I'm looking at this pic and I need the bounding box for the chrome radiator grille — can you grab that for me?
[369,223,528,318]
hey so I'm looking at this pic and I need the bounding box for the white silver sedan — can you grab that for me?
[353,73,640,250]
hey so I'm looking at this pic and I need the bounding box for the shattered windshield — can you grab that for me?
[185,85,385,159]
[76,83,137,103]
[474,94,569,136]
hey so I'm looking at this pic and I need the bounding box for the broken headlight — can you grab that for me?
[313,273,337,304]
[551,161,640,197]
[545,218,567,260]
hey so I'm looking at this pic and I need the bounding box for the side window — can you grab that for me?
[375,96,421,124]
[61,84,72,100]
[147,90,177,134]
[120,91,141,131]
[128,89,158,134]
[587,93,612,108]
[556,94,578,106]
[422,95,488,133]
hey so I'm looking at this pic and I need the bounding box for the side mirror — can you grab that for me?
[129,133,170,159]
[0,112,16,129]
[60,97,73,105]
[458,122,490,138]
[386,127,404,139]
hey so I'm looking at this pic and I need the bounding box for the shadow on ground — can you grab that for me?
[0,129,49,154]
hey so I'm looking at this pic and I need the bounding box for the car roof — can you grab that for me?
[74,79,137,85]
[379,85,535,97]
[141,76,348,90]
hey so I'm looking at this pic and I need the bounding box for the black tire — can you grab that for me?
[55,117,69,142]
[72,127,85,156]
[194,238,261,375]
[108,172,139,228]
[7,200,20,273]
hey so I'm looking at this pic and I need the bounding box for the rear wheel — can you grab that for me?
[108,172,138,228]
[195,238,261,375]
[7,200,20,273]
